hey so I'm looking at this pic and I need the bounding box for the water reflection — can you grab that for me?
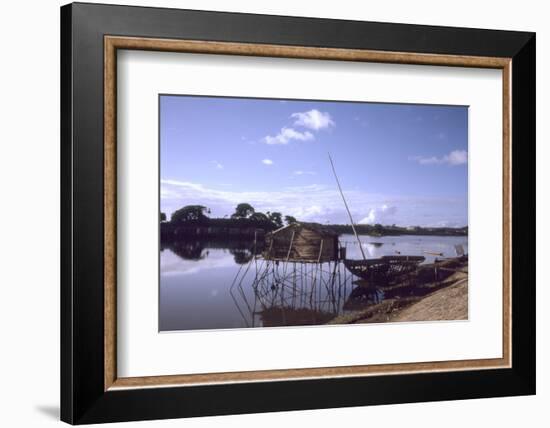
[340,234,468,264]
[159,234,468,331]
[229,259,376,328]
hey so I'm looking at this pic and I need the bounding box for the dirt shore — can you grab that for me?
[392,280,467,322]
[329,258,468,324]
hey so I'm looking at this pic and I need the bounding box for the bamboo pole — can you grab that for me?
[285,231,296,262]
[317,239,324,263]
[328,153,367,261]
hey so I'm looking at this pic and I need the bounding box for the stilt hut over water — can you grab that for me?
[263,223,339,263]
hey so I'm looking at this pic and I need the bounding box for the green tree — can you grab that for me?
[284,215,297,226]
[373,223,384,235]
[160,212,167,222]
[249,212,269,222]
[231,203,255,219]
[267,211,283,228]
[171,205,209,224]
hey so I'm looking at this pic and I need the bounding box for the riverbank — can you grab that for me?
[392,280,467,321]
[160,220,468,243]
[329,258,468,324]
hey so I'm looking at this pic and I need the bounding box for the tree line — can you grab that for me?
[162,203,298,230]
[160,204,467,237]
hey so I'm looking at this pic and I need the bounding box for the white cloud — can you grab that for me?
[161,179,205,191]
[446,150,468,165]
[360,210,377,225]
[262,159,273,165]
[359,204,398,225]
[433,220,461,228]
[410,150,468,166]
[262,127,314,145]
[160,179,466,227]
[262,109,333,145]
[161,179,373,223]
[211,160,223,169]
[291,205,323,219]
[161,247,236,277]
[291,109,335,131]
[293,170,316,176]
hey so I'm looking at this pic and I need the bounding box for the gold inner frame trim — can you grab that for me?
[104,35,512,391]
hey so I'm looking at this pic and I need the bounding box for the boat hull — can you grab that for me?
[344,255,425,283]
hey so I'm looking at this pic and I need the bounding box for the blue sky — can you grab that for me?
[160,95,468,227]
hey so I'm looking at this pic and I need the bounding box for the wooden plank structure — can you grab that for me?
[263,223,339,263]
[344,255,425,284]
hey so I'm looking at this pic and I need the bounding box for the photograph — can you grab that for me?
[55,2,537,424]
[159,95,469,331]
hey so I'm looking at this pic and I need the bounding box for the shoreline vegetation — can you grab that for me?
[160,203,468,242]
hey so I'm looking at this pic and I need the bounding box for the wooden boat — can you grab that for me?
[327,154,424,284]
[344,255,425,282]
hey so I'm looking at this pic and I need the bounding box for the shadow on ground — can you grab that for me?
[35,405,59,420]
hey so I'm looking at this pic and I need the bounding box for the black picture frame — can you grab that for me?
[61,2,535,424]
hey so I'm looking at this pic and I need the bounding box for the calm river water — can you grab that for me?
[160,234,468,331]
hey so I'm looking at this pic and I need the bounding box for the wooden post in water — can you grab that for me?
[328,153,367,261]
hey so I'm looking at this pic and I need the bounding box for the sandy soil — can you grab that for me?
[391,280,468,322]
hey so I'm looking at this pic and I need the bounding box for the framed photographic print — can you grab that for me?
[60,2,536,424]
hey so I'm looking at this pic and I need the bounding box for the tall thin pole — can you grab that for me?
[328,153,367,261]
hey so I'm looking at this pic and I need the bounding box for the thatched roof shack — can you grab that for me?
[263,223,339,263]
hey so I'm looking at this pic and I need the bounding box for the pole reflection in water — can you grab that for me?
[229,257,384,328]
